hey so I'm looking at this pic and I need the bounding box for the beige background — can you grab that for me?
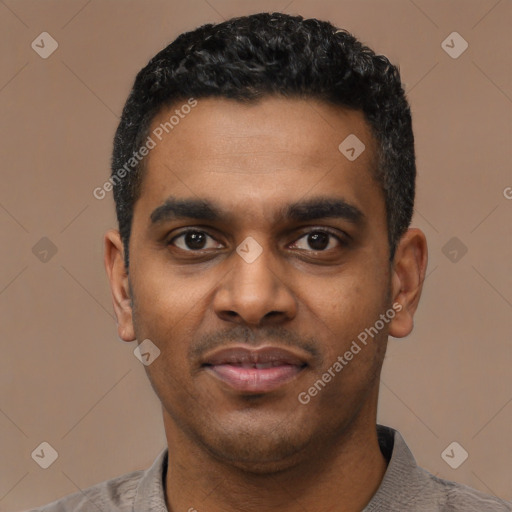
[1,0,511,510]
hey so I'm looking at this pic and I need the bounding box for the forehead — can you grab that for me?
[135,96,383,226]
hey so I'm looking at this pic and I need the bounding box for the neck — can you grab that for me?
[163,401,388,512]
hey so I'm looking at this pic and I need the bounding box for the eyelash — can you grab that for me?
[167,227,348,253]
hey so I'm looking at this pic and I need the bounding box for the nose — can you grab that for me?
[213,241,297,327]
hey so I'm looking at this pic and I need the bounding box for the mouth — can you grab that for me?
[201,346,309,394]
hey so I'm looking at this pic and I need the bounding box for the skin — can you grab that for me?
[104,96,428,512]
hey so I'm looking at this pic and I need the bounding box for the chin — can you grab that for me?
[206,439,310,475]
[190,414,313,474]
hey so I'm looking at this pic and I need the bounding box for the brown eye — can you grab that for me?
[291,230,344,252]
[306,232,330,250]
[169,230,222,251]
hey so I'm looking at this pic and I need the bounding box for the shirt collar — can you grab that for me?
[133,447,168,511]
[363,425,430,511]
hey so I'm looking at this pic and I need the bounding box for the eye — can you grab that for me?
[290,229,345,252]
[169,230,223,251]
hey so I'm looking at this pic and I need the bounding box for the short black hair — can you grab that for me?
[111,12,415,269]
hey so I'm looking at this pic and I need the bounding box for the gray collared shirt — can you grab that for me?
[28,425,511,511]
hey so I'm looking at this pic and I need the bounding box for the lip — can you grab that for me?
[202,346,308,394]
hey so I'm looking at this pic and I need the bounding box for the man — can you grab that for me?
[33,12,510,512]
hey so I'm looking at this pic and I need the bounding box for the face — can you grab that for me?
[110,97,406,472]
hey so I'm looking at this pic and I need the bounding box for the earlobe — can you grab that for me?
[388,228,428,339]
[104,229,136,342]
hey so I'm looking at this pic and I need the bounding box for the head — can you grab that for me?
[105,12,427,472]
[111,12,415,269]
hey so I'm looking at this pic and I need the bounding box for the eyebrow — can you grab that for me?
[149,195,364,226]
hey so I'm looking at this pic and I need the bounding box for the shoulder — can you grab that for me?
[26,468,145,512]
[424,469,512,512]
[26,448,168,512]
[368,426,511,512]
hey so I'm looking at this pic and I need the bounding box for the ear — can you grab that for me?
[104,229,136,342]
[388,228,428,338]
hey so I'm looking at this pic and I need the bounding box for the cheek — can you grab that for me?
[298,275,388,412]
[300,266,390,386]
[129,266,201,364]
[307,269,386,333]
[130,271,206,402]
[132,253,210,326]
